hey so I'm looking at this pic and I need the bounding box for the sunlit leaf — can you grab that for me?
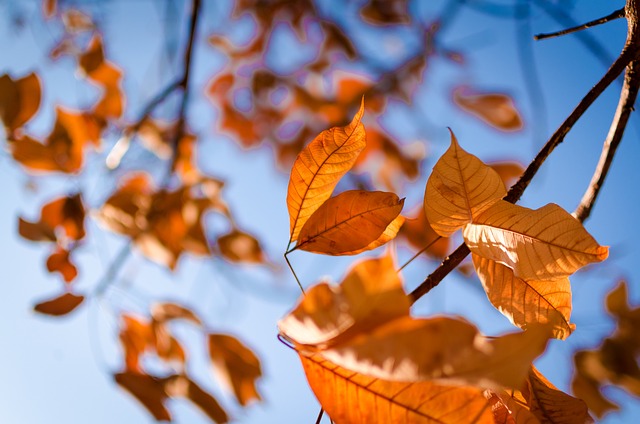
[301,354,494,423]
[62,9,94,33]
[151,302,202,326]
[115,372,172,421]
[119,314,153,372]
[18,217,56,242]
[425,130,506,237]
[296,190,404,255]
[525,366,591,423]
[489,161,525,189]
[454,87,523,131]
[463,200,608,281]
[472,254,575,340]
[33,292,84,316]
[0,73,41,132]
[208,333,262,406]
[485,390,539,423]
[165,376,229,423]
[46,248,78,283]
[287,99,366,242]
[218,230,265,264]
[340,214,404,255]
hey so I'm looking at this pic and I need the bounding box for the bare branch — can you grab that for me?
[534,7,625,40]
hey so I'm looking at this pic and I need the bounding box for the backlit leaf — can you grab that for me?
[340,214,404,255]
[485,390,539,423]
[0,73,41,132]
[115,372,172,421]
[463,200,608,281]
[399,205,450,259]
[167,376,229,423]
[18,217,56,242]
[454,87,523,131]
[301,354,494,424]
[472,254,574,340]
[33,292,84,316]
[218,230,265,264]
[425,131,506,237]
[296,190,404,255]
[208,333,262,406]
[287,99,366,242]
[46,248,78,283]
[525,366,591,423]
[151,302,202,326]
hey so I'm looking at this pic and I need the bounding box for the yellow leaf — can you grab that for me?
[425,130,506,237]
[463,200,608,281]
[296,190,404,255]
[287,99,366,243]
[454,87,523,131]
[341,214,404,255]
[485,390,539,424]
[525,366,591,423]
[301,354,494,424]
[472,254,575,340]
[208,334,262,406]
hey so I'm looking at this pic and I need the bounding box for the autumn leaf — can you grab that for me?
[280,253,553,390]
[46,248,78,283]
[453,86,523,131]
[151,302,202,326]
[33,292,84,316]
[0,73,41,132]
[485,390,539,423]
[463,200,608,281]
[301,354,494,424]
[425,130,506,237]
[208,333,262,406]
[165,375,229,423]
[295,190,404,255]
[287,98,366,243]
[218,230,265,264]
[472,254,575,340]
[115,372,172,421]
[360,0,411,25]
[489,161,525,189]
[399,205,450,259]
[19,194,86,244]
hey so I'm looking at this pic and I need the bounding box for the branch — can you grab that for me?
[409,25,637,304]
[534,7,625,40]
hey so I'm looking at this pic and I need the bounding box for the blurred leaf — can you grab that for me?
[472,254,575,340]
[425,130,506,237]
[119,314,153,372]
[169,376,229,423]
[398,205,450,259]
[301,354,494,423]
[463,200,609,282]
[18,193,85,244]
[115,372,172,421]
[0,73,41,132]
[62,9,94,33]
[296,190,404,255]
[489,161,525,189]
[287,99,366,242]
[218,230,265,264]
[208,333,262,406]
[151,302,202,326]
[46,248,78,283]
[525,366,591,423]
[33,292,84,316]
[18,217,56,242]
[360,0,411,25]
[43,0,56,18]
[454,87,523,131]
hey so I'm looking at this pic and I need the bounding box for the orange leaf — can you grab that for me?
[341,214,404,255]
[360,0,411,25]
[62,9,94,33]
[489,161,525,189]
[525,366,591,423]
[165,375,229,423]
[33,292,84,316]
[454,87,523,131]
[18,217,56,242]
[208,333,262,406]
[296,190,404,255]
[485,390,539,423]
[114,372,172,421]
[301,354,494,423]
[218,230,265,264]
[0,73,41,132]
[472,254,575,340]
[425,130,506,237]
[46,248,78,283]
[399,206,450,259]
[463,200,608,281]
[287,98,366,242]
[151,302,202,326]
[119,314,153,372]
[43,0,56,18]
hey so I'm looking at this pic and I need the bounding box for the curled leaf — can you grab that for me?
[296,190,404,255]
[425,131,506,237]
[463,200,608,281]
[287,98,366,242]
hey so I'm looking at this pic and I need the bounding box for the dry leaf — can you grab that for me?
[399,205,450,259]
[33,292,84,316]
[115,372,172,421]
[19,194,86,243]
[525,366,591,423]
[166,376,229,423]
[425,130,506,237]
[208,333,262,406]
[151,302,202,326]
[218,230,265,264]
[287,98,366,242]
[296,190,404,255]
[0,73,41,132]
[62,9,94,33]
[472,254,574,340]
[463,200,608,281]
[485,390,539,423]
[301,354,494,423]
[360,0,411,25]
[454,87,523,131]
[46,248,78,283]
[490,161,525,189]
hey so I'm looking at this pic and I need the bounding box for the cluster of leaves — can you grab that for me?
[279,102,608,422]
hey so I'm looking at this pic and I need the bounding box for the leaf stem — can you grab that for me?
[284,252,305,295]
[398,236,442,273]
[534,7,625,40]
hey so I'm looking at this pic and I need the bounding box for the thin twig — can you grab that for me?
[314,408,324,424]
[534,7,625,40]
[131,78,182,132]
[410,38,635,304]
[398,237,442,272]
[95,243,131,296]
[285,252,305,295]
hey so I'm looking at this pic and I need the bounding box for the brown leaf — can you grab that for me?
[485,390,539,424]
[360,0,411,25]
[165,375,229,423]
[119,314,153,372]
[296,190,404,255]
[489,161,525,189]
[287,98,366,242]
[33,292,84,316]
[18,217,56,242]
[398,205,450,259]
[301,354,494,423]
[463,200,608,282]
[472,254,575,340]
[18,194,85,243]
[208,333,262,406]
[43,0,57,18]
[454,87,523,131]
[46,248,78,283]
[218,230,265,264]
[62,9,94,33]
[425,130,506,237]
[151,302,202,326]
[525,366,591,423]
[114,372,172,421]
[0,73,41,132]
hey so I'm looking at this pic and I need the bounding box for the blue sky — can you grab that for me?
[1,0,639,422]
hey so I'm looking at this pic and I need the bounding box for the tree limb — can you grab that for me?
[534,7,625,40]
